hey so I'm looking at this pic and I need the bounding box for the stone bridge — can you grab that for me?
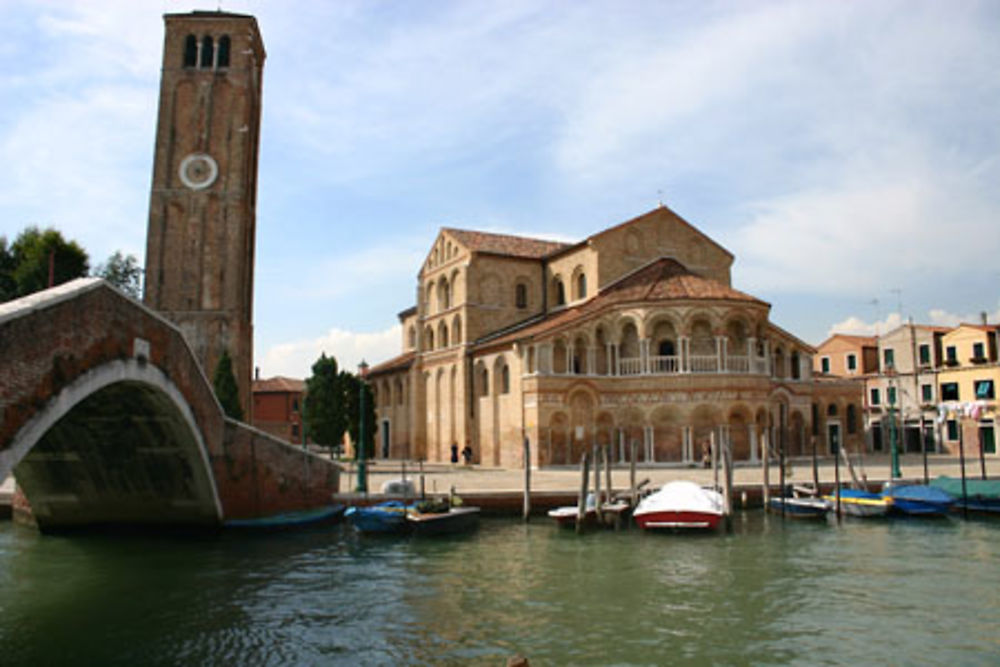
[0,278,340,531]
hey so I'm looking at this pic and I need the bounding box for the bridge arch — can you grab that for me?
[2,358,223,529]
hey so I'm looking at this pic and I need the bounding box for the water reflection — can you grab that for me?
[1,514,998,664]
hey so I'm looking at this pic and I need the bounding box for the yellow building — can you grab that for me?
[937,324,999,456]
[369,206,862,467]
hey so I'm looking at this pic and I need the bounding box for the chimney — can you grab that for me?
[981,311,988,326]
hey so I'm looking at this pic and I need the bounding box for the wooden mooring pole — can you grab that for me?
[523,437,531,522]
[592,443,603,524]
[577,451,590,534]
[958,422,969,520]
[833,440,841,520]
[629,440,638,509]
[778,430,786,518]
[723,432,734,530]
[761,430,770,509]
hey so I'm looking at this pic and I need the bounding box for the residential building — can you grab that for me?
[814,334,877,378]
[936,323,1000,457]
[252,376,306,444]
[368,206,862,468]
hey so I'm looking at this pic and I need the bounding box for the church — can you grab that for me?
[368,206,862,467]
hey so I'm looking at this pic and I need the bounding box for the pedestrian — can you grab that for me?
[450,442,459,464]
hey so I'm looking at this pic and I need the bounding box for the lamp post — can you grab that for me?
[888,375,901,479]
[356,359,369,494]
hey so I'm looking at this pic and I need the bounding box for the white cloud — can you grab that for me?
[256,324,402,380]
[828,304,1000,338]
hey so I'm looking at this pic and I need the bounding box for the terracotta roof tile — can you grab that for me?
[252,376,305,393]
[477,258,765,349]
[443,228,569,259]
[368,350,416,377]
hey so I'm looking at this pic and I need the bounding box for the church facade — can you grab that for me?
[368,206,861,468]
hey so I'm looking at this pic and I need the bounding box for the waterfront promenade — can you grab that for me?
[347,453,998,496]
[3,453,997,517]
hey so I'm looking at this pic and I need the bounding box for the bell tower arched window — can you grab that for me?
[200,36,214,68]
[218,35,231,68]
[183,35,198,67]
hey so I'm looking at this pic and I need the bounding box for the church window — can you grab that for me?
[183,35,198,68]
[217,35,231,68]
[501,365,510,394]
[407,326,416,349]
[554,279,565,306]
[200,36,214,68]
[481,368,489,396]
[515,283,528,309]
[576,272,587,300]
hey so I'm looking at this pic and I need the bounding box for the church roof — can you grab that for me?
[476,257,766,349]
[442,228,570,259]
[252,376,304,393]
[367,350,417,377]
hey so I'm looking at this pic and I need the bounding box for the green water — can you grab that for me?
[1,514,998,665]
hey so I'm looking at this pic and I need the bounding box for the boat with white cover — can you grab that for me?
[633,480,724,531]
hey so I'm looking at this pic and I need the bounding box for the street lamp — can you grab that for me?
[356,359,369,493]
[888,374,901,479]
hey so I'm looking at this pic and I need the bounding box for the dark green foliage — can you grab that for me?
[341,371,375,460]
[304,354,347,453]
[0,226,89,301]
[94,250,143,299]
[213,350,244,420]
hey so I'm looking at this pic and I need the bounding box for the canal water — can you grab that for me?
[1,513,998,665]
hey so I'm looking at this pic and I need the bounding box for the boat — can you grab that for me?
[224,504,346,530]
[407,501,481,536]
[547,494,631,529]
[823,488,890,517]
[768,496,831,519]
[345,500,411,534]
[548,493,596,527]
[633,480,724,531]
[929,476,1000,514]
[882,483,955,516]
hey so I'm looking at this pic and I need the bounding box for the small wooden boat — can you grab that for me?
[768,496,831,519]
[548,493,596,527]
[345,500,410,534]
[407,506,480,536]
[224,504,346,530]
[882,483,954,516]
[929,476,1000,514]
[823,488,890,517]
[633,481,724,531]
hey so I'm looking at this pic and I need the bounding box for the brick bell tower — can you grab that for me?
[144,12,265,419]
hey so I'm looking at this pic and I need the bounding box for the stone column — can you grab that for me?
[763,340,771,376]
[749,424,758,462]
[565,344,572,376]
[640,338,650,374]
[587,346,597,376]
[679,336,690,373]
[605,343,614,377]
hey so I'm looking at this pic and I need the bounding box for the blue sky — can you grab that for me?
[2,1,999,378]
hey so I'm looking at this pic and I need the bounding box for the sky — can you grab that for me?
[1,0,998,379]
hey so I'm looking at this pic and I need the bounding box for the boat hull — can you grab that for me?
[224,504,346,530]
[345,502,410,534]
[634,510,722,530]
[824,490,890,517]
[768,497,831,519]
[407,507,480,536]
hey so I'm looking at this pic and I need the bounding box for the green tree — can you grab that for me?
[212,349,244,420]
[304,353,347,455]
[94,250,142,299]
[6,226,89,298]
[0,237,15,302]
[342,371,375,460]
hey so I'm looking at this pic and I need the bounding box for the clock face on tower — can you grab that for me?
[178,153,219,190]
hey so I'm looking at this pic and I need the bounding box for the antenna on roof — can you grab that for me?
[657,189,664,208]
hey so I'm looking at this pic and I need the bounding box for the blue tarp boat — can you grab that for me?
[224,504,346,530]
[882,484,954,516]
[929,476,1000,514]
[345,501,410,534]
